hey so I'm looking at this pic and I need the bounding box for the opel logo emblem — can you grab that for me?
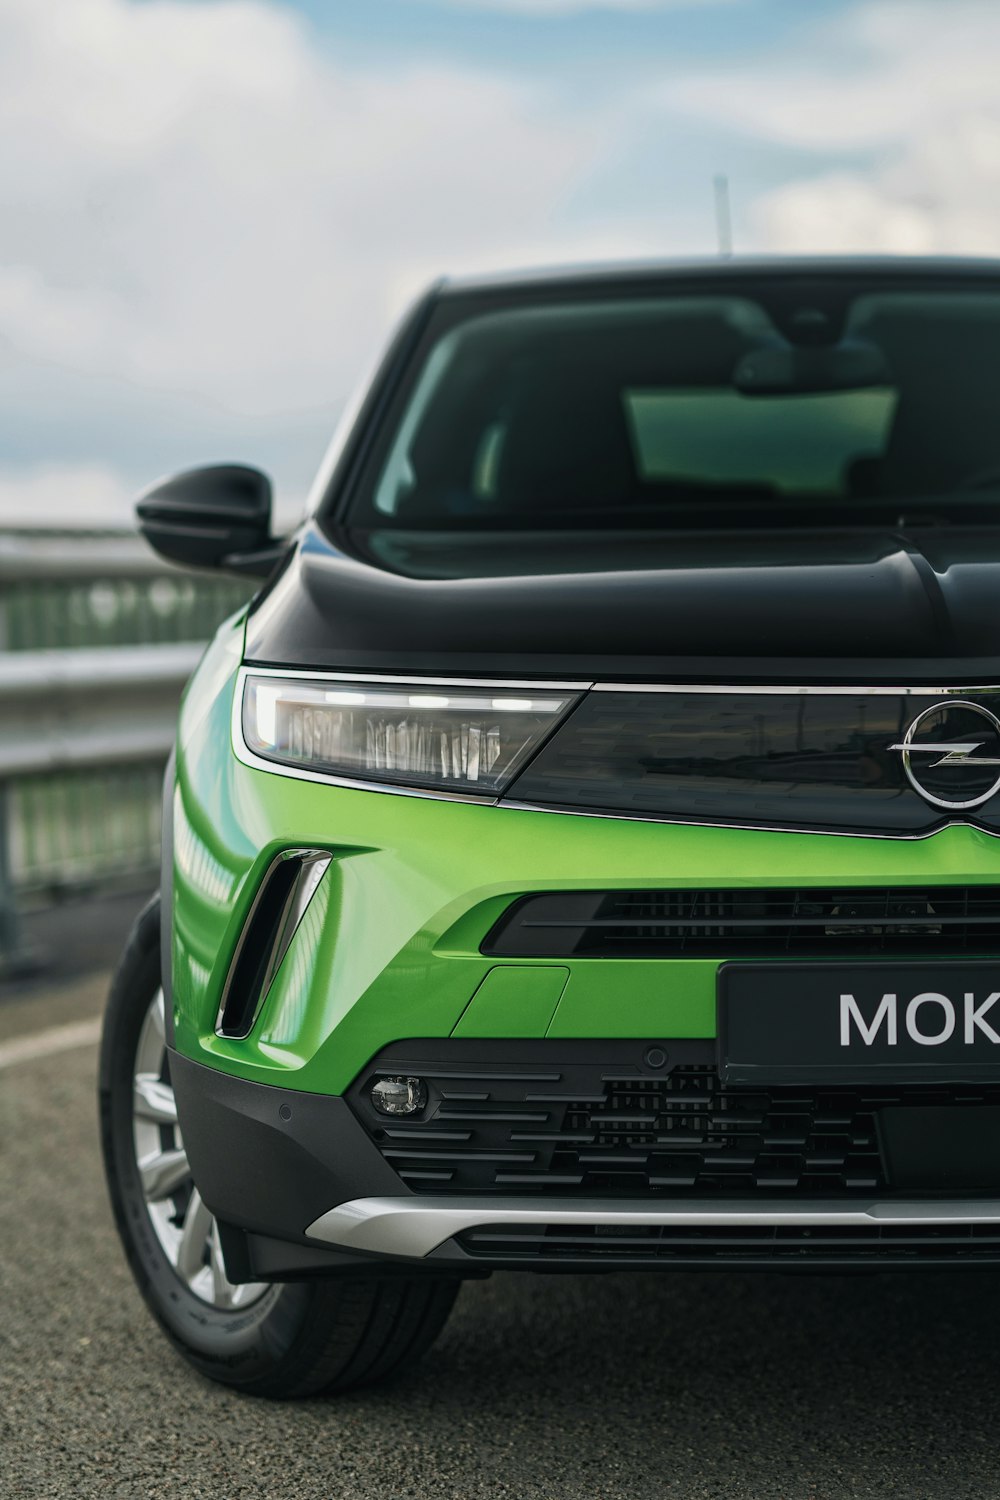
[889,699,1000,811]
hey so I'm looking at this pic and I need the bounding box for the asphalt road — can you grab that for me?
[4,982,1000,1500]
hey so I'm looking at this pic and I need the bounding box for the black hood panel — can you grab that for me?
[244,524,1000,683]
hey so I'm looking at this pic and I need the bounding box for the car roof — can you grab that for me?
[439,254,1000,298]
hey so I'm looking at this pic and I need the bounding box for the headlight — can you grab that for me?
[240,674,578,795]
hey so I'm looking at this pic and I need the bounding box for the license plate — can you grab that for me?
[718,962,1000,1084]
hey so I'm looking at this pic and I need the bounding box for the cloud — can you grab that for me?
[0,463,135,529]
[0,0,686,522]
[402,0,730,12]
[0,0,642,420]
[670,0,1000,254]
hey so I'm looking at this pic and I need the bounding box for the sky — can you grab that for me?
[2,0,999,528]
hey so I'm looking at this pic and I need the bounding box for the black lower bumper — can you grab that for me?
[170,1046,1000,1282]
[168,1050,458,1281]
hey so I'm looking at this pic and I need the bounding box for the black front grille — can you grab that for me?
[504,688,1000,834]
[458,1222,1000,1268]
[347,1042,1000,1197]
[483,886,1000,958]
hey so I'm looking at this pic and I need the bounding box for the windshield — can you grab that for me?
[342,278,1000,569]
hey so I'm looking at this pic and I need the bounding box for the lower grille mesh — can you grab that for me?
[458,1222,1000,1266]
[481,887,1000,958]
[347,1045,1000,1197]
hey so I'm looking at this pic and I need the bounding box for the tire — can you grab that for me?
[99,893,459,1398]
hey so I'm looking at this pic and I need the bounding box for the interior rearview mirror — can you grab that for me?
[136,464,279,574]
[732,339,891,396]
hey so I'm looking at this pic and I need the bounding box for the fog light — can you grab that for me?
[371,1076,427,1117]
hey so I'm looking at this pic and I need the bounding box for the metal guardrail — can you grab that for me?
[0,531,251,972]
[0,643,199,965]
[0,530,171,582]
[0,530,249,651]
[0,643,201,778]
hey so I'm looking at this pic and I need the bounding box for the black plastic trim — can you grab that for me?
[345,1038,1000,1201]
[171,1042,1000,1278]
[168,1051,407,1241]
[482,886,1000,959]
[454,1221,1000,1271]
[216,1221,485,1283]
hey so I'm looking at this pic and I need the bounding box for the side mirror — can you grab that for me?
[136,464,282,575]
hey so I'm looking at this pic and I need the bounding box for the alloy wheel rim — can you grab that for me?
[131,987,268,1310]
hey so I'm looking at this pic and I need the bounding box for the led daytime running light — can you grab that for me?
[241,674,576,795]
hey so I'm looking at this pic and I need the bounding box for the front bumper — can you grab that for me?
[172,1049,1000,1279]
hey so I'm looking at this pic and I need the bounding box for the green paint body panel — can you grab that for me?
[170,618,1000,1097]
[452,965,570,1038]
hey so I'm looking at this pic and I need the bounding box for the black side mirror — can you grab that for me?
[136,465,282,575]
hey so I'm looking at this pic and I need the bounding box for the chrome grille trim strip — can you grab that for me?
[591,683,1000,695]
[240,666,1000,696]
[500,800,1000,840]
[239,665,594,691]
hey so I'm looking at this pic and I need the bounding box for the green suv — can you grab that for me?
[101,257,1000,1397]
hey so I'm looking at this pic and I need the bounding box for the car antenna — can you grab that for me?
[713,173,733,258]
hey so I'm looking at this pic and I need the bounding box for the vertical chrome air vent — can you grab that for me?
[215,850,332,1038]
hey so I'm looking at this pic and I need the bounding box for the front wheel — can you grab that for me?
[99,894,459,1397]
